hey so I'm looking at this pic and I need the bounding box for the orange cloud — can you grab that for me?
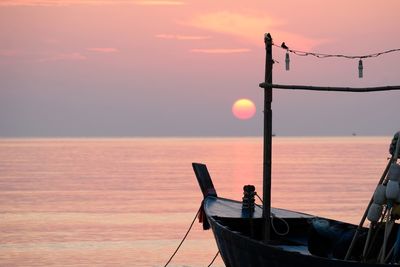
[186,11,327,50]
[0,0,95,6]
[38,52,87,62]
[155,34,211,40]
[134,0,184,5]
[190,48,251,54]
[0,0,185,6]
[86,47,119,53]
[186,11,277,44]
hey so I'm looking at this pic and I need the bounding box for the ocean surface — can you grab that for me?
[0,137,393,267]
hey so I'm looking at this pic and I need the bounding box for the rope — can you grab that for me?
[255,193,290,236]
[271,215,290,236]
[207,251,220,267]
[272,43,400,60]
[163,207,201,267]
[255,192,264,206]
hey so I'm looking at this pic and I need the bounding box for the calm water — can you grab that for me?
[0,137,392,266]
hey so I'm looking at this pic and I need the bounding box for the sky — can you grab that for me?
[0,0,399,137]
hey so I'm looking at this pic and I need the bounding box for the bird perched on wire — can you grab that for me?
[281,42,289,50]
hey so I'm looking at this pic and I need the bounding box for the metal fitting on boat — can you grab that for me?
[242,185,256,212]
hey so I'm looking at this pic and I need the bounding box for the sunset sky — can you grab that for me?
[1,0,399,137]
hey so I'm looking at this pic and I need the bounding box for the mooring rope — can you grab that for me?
[163,207,201,267]
[163,206,220,267]
[207,251,220,267]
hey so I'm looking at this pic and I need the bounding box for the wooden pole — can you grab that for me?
[259,83,400,92]
[263,33,273,242]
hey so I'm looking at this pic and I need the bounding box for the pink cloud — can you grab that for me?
[155,34,211,40]
[190,48,251,54]
[43,39,60,44]
[86,47,119,53]
[0,49,19,57]
[38,52,87,62]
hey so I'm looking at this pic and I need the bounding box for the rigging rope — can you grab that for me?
[255,193,290,236]
[163,207,200,267]
[163,205,220,267]
[207,251,220,267]
[271,40,400,78]
[273,43,400,60]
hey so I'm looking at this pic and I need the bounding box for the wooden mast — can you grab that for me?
[263,33,273,242]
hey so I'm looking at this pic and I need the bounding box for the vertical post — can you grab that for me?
[263,33,273,242]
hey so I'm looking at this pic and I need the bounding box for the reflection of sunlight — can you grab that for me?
[229,139,261,197]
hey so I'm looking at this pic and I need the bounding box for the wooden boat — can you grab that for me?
[192,33,400,267]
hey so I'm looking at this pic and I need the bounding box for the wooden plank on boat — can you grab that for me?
[259,83,400,92]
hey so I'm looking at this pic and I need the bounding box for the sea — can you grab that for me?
[0,136,393,267]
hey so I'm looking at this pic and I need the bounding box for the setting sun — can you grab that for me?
[232,98,256,120]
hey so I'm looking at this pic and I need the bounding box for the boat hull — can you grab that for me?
[192,162,390,267]
[206,203,385,267]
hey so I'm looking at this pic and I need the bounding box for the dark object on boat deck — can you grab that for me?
[308,218,366,260]
[242,185,255,214]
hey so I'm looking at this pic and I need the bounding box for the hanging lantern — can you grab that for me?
[285,51,290,71]
[358,59,363,78]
